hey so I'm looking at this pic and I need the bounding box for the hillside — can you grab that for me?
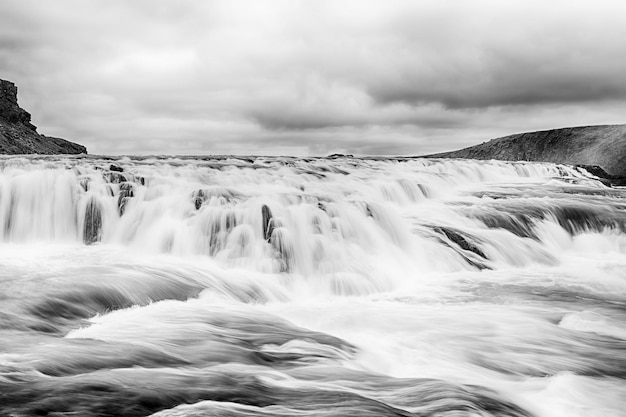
[0,79,86,154]
[428,125,626,177]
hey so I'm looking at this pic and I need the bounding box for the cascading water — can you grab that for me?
[0,155,624,417]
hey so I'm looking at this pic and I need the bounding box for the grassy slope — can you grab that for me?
[0,120,87,155]
[428,125,626,176]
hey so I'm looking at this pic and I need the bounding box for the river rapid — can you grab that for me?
[0,155,625,417]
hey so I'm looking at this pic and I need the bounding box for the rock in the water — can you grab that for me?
[79,178,90,192]
[575,165,626,186]
[261,204,274,242]
[107,172,127,184]
[435,227,486,259]
[0,79,87,155]
[117,183,134,216]
[193,189,205,210]
[83,197,103,244]
[434,227,489,270]
[110,164,124,172]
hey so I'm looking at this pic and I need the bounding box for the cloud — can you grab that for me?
[364,2,626,109]
[1,0,625,155]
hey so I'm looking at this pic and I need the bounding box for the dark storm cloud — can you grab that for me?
[248,99,467,131]
[1,0,625,155]
[359,2,626,110]
[365,39,626,109]
[369,66,626,109]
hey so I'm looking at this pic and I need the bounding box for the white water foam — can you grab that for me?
[0,156,624,417]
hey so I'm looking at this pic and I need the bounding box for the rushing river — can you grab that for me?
[0,155,624,417]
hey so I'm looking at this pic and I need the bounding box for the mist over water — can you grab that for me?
[0,155,625,417]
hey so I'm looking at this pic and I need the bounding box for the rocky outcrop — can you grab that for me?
[0,79,86,154]
[427,125,626,177]
[574,165,626,186]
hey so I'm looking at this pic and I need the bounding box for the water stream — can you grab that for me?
[0,155,624,416]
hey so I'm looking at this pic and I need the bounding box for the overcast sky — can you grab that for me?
[1,0,625,155]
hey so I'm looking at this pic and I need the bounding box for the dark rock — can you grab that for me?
[575,164,610,178]
[193,189,205,210]
[433,227,491,269]
[261,204,274,242]
[426,124,626,177]
[433,226,489,270]
[0,79,87,154]
[107,172,127,184]
[83,197,103,244]
[109,164,123,172]
[575,165,626,187]
[79,178,90,192]
[327,153,354,158]
[434,227,486,259]
[117,183,134,216]
[0,80,36,130]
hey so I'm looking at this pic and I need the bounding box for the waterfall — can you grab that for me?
[0,157,616,274]
[0,155,624,417]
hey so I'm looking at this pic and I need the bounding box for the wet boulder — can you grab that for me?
[79,178,90,192]
[435,227,486,259]
[83,197,103,244]
[261,204,274,242]
[107,172,127,184]
[117,183,134,216]
[193,189,205,210]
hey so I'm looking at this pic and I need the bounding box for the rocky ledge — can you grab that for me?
[426,124,626,183]
[0,79,86,154]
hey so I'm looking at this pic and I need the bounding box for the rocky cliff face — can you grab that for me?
[428,125,626,177]
[0,79,87,154]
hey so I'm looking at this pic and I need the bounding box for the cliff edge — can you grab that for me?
[428,124,626,177]
[0,79,86,154]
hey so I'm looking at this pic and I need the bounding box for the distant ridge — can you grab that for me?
[427,124,626,177]
[0,79,86,155]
